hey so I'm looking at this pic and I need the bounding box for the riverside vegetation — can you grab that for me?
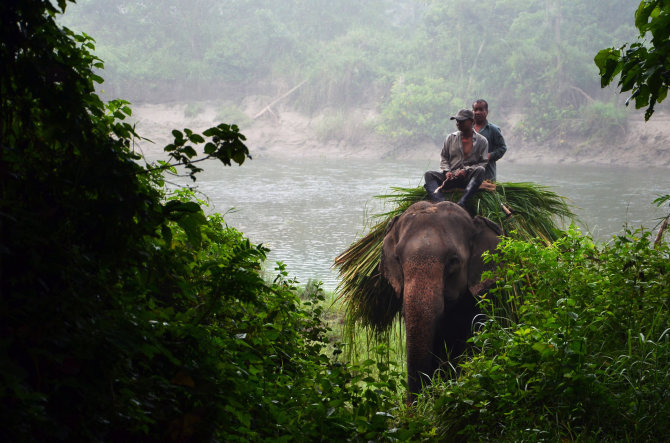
[61,0,662,149]
[333,187,669,440]
[1,2,402,441]
[2,1,669,441]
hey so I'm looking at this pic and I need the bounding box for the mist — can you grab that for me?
[59,0,670,166]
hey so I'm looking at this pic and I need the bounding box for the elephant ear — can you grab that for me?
[467,216,501,298]
[379,215,403,299]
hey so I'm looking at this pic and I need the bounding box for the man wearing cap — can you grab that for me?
[423,108,488,208]
[473,99,507,181]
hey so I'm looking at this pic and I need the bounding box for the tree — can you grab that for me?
[2,2,406,440]
[595,0,670,243]
[595,0,670,120]
[0,0,256,439]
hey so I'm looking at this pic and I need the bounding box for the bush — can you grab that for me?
[516,96,629,144]
[1,3,404,440]
[377,76,461,144]
[579,101,629,141]
[292,26,394,113]
[410,227,670,441]
[215,103,251,129]
[515,92,577,142]
[314,110,371,143]
[184,102,205,118]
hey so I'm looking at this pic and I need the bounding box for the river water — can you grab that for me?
[181,157,669,290]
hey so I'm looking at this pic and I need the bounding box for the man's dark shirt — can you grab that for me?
[476,122,506,180]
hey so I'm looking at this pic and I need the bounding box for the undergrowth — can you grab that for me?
[396,226,669,441]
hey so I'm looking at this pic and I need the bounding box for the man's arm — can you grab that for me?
[440,133,456,172]
[488,124,507,162]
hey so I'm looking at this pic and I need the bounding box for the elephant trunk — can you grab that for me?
[403,257,445,399]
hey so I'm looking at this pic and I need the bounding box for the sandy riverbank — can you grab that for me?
[129,101,670,169]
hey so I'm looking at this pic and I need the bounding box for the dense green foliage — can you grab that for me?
[377,77,459,144]
[4,1,669,440]
[401,227,670,441]
[1,2,403,440]
[62,0,643,143]
[595,0,670,120]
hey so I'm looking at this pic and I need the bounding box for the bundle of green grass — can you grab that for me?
[334,182,575,337]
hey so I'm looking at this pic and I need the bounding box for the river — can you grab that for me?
[181,157,670,290]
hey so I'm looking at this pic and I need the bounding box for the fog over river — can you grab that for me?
[177,157,670,290]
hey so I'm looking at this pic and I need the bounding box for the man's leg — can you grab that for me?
[424,171,447,202]
[457,166,485,207]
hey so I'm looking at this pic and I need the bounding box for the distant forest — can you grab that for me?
[63,0,651,143]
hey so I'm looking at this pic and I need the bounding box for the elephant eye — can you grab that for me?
[445,256,461,274]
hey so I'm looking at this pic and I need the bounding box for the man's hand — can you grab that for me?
[445,171,455,181]
[455,169,466,179]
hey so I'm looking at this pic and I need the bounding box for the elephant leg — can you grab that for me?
[437,293,480,371]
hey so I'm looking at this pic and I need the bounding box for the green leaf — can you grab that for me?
[594,48,622,87]
[181,146,197,158]
[204,142,216,155]
[233,151,247,165]
[653,194,670,207]
[161,223,173,247]
[177,213,205,248]
[635,1,653,30]
[177,201,202,213]
[188,133,205,143]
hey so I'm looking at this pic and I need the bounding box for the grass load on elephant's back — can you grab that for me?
[334,182,575,338]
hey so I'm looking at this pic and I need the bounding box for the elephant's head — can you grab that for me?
[379,201,501,399]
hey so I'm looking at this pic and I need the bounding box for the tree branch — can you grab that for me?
[253,79,307,120]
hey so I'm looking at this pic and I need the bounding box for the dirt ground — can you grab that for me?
[129,101,670,169]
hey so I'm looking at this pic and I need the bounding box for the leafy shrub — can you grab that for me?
[515,92,577,142]
[292,26,395,113]
[184,102,205,118]
[1,3,410,441]
[314,110,371,143]
[377,76,461,144]
[410,227,670,441]
[516,96,629,144]
[215,103,251,128]
[579,101,629,141]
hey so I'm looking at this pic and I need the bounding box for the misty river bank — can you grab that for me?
[131,101,670,169]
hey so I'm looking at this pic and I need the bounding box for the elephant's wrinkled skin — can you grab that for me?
[380,201,501,400]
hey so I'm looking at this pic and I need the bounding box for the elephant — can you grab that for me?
[379,200,501,400]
